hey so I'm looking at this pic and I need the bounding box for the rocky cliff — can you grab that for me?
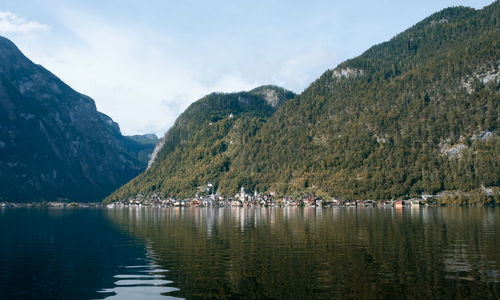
[0,36,156,202]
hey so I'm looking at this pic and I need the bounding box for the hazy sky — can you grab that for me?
[0,0,494,136]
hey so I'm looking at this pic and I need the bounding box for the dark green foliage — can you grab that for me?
[106,2,500,202]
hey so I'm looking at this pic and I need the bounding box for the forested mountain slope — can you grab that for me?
[106,86,295,200]
[107,2,499,202]
[231,2,500,200]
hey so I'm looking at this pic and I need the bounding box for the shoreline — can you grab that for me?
[1,201,497,208]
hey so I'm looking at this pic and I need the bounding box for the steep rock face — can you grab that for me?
[0,36,155,202]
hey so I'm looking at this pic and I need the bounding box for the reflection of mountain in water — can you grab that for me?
[104,207,500,299]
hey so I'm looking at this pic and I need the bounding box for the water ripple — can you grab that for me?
[96,258,181,299]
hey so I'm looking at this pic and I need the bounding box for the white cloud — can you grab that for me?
[14,9,267,136]
[2,1,495,138]
[0,12,49,35]
[5,7,335,137]
[273,45,338,92]
[23,14,251,136]
[211,72,259,94]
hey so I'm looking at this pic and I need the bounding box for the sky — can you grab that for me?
[0,0,494,136]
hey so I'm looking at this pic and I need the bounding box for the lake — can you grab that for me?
[1,207,499,299]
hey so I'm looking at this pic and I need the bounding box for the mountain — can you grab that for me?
[123,134,158,165]
[106,2,499,203]
[0,36,156,202]
[126,133,158,146]
[106,86,295,200]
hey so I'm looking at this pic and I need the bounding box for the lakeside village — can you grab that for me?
[105,186,452,208]
[2,186,497,209]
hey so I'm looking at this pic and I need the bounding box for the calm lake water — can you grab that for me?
[1,207,500,299]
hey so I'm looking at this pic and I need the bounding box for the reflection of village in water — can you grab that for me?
[105,203,500,235]
[105,206,500,288]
